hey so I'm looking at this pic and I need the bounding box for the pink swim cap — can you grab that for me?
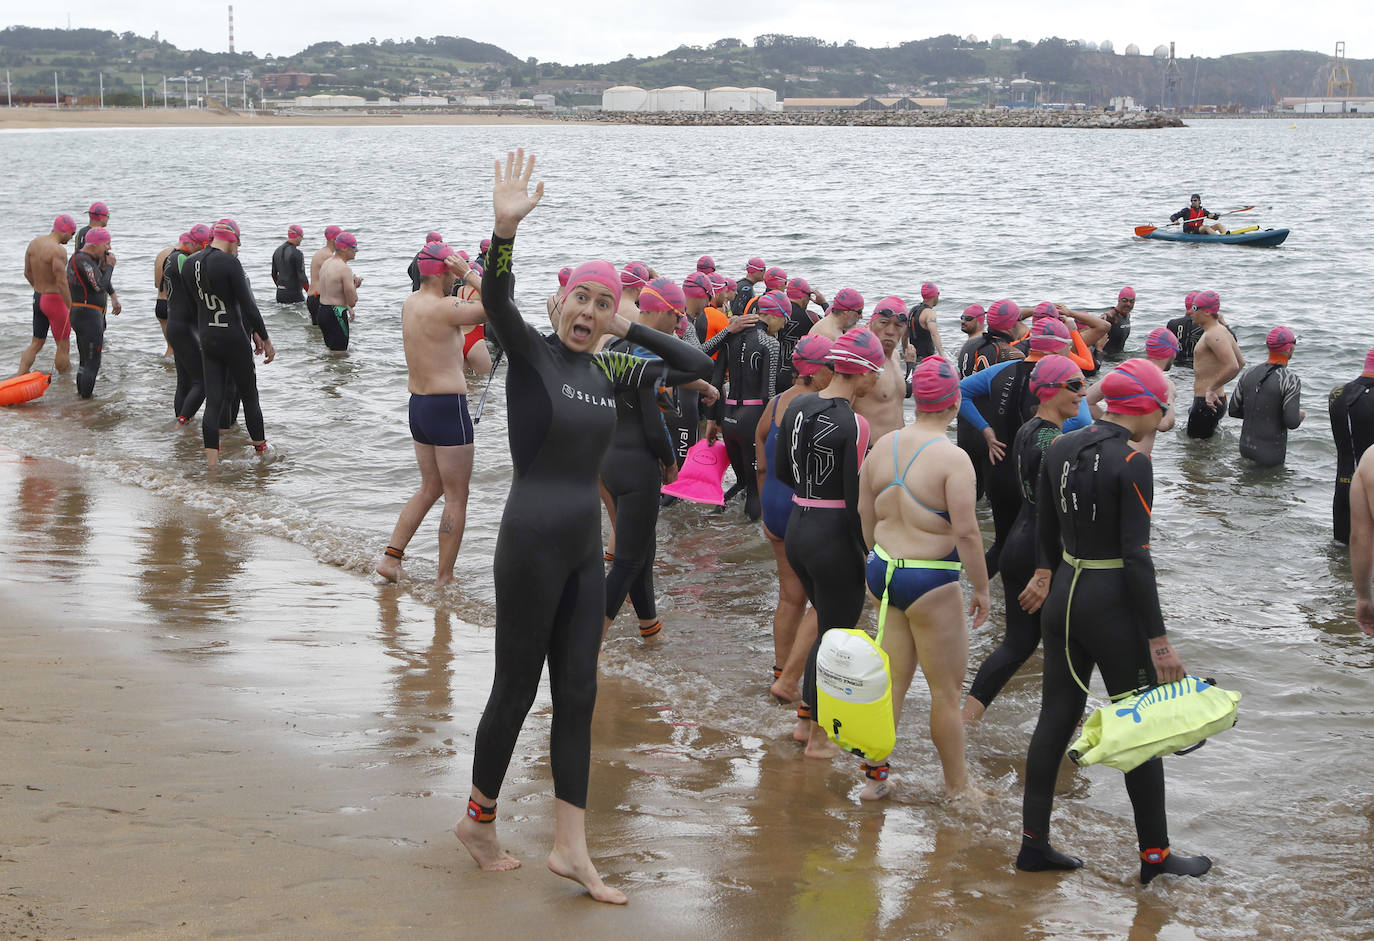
[873,296,909,320]
[1028,317,1071,353]
[1029,355,1081,402]
[457,250,470,261]
[746,257,766,274]
[425,230,442,244]
[324,225,342,241]
[53,214,77,234]
[786,277,812,301]
[178,232,193,247]
[1184,290,1197,312]
[793,335,834,376]
[696,255,715,272]
[620,264,649,290]
[212,219,240,244]
[920,281,939,301]
[831,288,865,314]
[756,290,790,318]
[334,231,357,251]
[1266,325,1297,353]
[287,224,303,239]
[1101,359,1170,415]
[1032,301,1058,319]
[1145,327,1181,359]
[1191,290,1220,314]
[480,238,491,252]
[1365,348,1374,375]
[416,242,455,276]
[826,328,885,374]
[763,266,788,291]
[88,201,109,217]
[962,303,986,324]
[682,271,712,300]
[1119,286,1136,301]
[558,265,572,287]
[986,299,1020,332]
[639,277,686,313]
[83,226,111,246]
[912,356,960,411]
[708,273,727,294]
[562,259,623,308]
[189,223,212,245]
[724,277,737,292]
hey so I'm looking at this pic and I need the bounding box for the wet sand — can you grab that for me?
[0,108,566,130]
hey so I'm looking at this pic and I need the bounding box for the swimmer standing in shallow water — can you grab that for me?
[317,232,361,354]
[376,242,489,587]
[18,214,76,376]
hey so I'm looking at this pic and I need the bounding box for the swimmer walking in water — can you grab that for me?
[317,232,360,353]
[18,215,76,376]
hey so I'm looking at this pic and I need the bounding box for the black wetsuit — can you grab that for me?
[162,249,205,420]
[271,241,308,303]
[776,393,870,715]
[1166,317,1202,368]
[967,416,1060,708]
[74,225,117,299]
[66,250,108,398]
[910,305,937,360]
[601,334,678,624]
[956,332,1023,498]
[472,234,711,810]
[773,300,814,394]
[1102,306,1132,356]
[731,277,761,317]
[1024,421,1171,857]
[188,246,269,450]
[711,323,779,520]
[1329,376,1374,543]
[1228,362,1302,467]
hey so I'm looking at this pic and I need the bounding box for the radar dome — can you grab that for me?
[1153,44,1169,59]
[1100,40,1115,54]
[1125,43,1140,56]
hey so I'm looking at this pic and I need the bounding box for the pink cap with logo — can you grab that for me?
[1266,326,1296,353]
[756,290,790,318]
[696,255,715,272]
[825,328,885,374]
[334,231,357,250]
[88,201,109,217]
[763,266,788,291]
[920,281,939,301]
[1145,327,1181,359]
[962,303,986,324]
[912,356,960,411]
[639,277,686,313]
[746,257,766,274]
[986,299,1020,332]
[1028,317,1071,353]
[558,266,572,287]
[792,335,834,376]
[426,231,442,244]
[83,227,111,245]
[1191,290,1220,314]
[1101,359,1170,415]
[682,271,712,299]
[562,259,623,307]
[324,225,342,241]
[786,278,811,301]
[1119,286,1136,301]
[416,242,456,276]
[211,219,240,244]
[189,223,212,245]
[831,288,865,313]
[287,224,304,239]
[1029,355,1081,402]
[53,214,77,234]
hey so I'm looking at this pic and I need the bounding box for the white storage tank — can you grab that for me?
[706,86,750,111]
[602,85,648,111]
[744,86,778,111]
[651,85,704,111]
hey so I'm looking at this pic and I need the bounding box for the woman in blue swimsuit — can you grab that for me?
[857,356,991,801]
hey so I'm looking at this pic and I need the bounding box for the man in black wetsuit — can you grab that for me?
[162,233,205,422]
[1166,291,1203,368]
[271,224,309,304]
[774,277,826,393]
[707,291,781,520]
[956,300,1024,499]
[1329,348,1374,543]
[1100,286,1135,356]
[66,227,117,398]
[74,201,122,319]
[731,256,766,316]
[187,219,276,466]
[1228,326,1304,467]
[1020,357,1211,885]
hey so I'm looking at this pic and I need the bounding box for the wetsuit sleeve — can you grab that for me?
[480,235,540,360]
[1282,372,1303,429]
[775,402,798,491]
[708,339,728,422]
[1064,329,1096,371]
[844,412,865,551]
[700,327,730,359]
[637,386,676,467]
[1227,371,1247,417]
[101,263,116,296]
[694,314,707,345]
[1036,451,1062,571]
[1330,386,1355,477]
[229,258,268,339]
[957,361,1011,430]
[1119,452,1166,639]
[73,254,102,292]
[1063,398,1094,432]
[621,322,712,382]
[764,334,779,401]
[271,247,282,285]
[293,247,307,287]
[406,256,420,292]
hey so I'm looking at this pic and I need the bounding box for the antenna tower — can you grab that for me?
[1327,42,1353,98]
[1164,41,1183,108]
[228,5,235,54]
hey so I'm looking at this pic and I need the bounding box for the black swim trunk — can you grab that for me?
[318,303,350,352]
[155,298,169,322]
[31,291,47,340]
[1186,394,1227,439]
[408,393,475,447]
[306,293,320,325]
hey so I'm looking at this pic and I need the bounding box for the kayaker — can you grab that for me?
[1169,194,1226,235]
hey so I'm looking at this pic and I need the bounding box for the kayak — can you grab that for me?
[1140,228,1289,246]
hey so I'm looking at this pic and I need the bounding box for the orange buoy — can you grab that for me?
[0,371,52,406]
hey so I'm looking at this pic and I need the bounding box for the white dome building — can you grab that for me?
[602,85,648,111]
[649,85,704,111]
[1153,44,1170,59]
[706,85,750,111]
[1101,40,1115,54]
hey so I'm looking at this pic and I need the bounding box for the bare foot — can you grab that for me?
[376,557,403,582]
[547,847,627,904]
[770,679,800,703]
[859,776,895,801]
[803,726,842,760]
[435,571,455,589]
[946,784,990,808]
[792,719,810,743]
[454,817,521,872]
[961,697,985,727]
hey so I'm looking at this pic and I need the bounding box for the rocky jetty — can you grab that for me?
[560,109,1184,129]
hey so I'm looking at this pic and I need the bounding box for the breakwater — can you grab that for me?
[560,108,1185,129]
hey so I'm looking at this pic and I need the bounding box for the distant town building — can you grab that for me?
[262,71,313,93]
[292,94,367,107]
[602,85,780,112]
[1282,96,1374,113]
[783,96,948,112]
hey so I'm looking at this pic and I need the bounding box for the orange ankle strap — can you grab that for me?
[1140,847,1170,864]
[466,799,496,823]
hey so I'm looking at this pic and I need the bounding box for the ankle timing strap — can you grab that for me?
[1140,846,1170,864]
[796,703,813,721]
[862,763,890,781]
[466,799,496,823]
[384,546,405,560]
[772,665,783,679]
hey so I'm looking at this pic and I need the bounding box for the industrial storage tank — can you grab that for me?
[706,86,750,111]
[650,85,705,111]
[744,86,779,111]
[602,85,648,111]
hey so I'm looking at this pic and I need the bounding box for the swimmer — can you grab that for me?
[1228,326,1304,467]
[903,281,944,363]
[732,256,766,316]
[702,273,731,340]
[75,201,121,318]
[1043,303,1110,371]
[406,230,443,291]
[458,150,712,903]
[696,254,715,274]
[153,240,176,356]
[17,214,76,376]
[1098,287,1136,356]
[272,224,310,303]
[162,231,206,422]
[1166,291,1203,367]
[777,327,884,759]
[808,287,864,340]
[756,335,834,703]
[617,261,650,323]
[188,219,275,466]
[706,290,781,521]
[317,232,360,354]
[377,242,490,587]
[67,226,118,399]
[859,356,990,799]
[953,303,986,371]
[962,355,1084,725]
[1020,358,1211,884]
[683,271,714,345]
[1185,290,1242,439]
[1348,448,1374,636]
[1328,347,1374,543]
[774,277,828,392]
[307,225,340,325]
[1086,327,1178,455]
[854,296,911,444]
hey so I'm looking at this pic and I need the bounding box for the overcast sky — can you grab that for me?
[2,0,1367,63]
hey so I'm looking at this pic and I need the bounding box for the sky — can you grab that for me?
[1,0,1368,64]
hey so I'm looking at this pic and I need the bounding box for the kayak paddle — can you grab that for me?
[1134,206,1256,238]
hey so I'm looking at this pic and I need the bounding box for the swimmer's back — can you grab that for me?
[867,428,965,559]
[402,290,473,396]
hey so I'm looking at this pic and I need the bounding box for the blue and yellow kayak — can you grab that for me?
[1140,227,1289,246]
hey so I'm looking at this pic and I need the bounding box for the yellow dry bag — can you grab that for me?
[816,628,895,763]
[1068,675,1241,773]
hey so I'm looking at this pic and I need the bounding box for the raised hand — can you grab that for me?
[493,148,545,238]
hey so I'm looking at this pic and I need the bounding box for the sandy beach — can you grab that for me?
[0,108,568,130]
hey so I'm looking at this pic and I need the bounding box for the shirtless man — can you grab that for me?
[153,240,176,356]
[808,287,864,340]
[1087,327,1178,454]
[376,242,488,587]
[317,232,361,354]
[1186,290,1243,439]
[854,296,910,443]
[307,225,341,325]
[18,215,76,375]
[1348,448,1374,637]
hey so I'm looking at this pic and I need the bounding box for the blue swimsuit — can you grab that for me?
[759,399,795,537]
[865,437,963,612]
